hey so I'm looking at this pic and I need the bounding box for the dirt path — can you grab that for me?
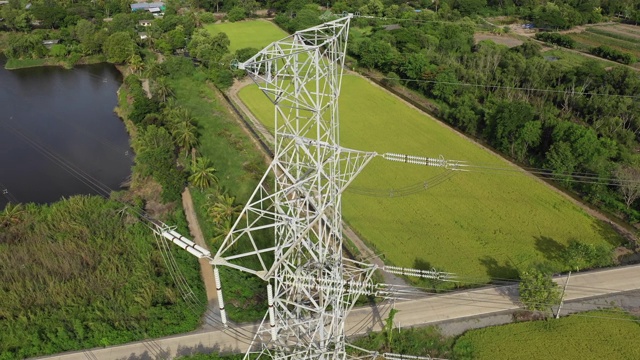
[227,78,411,287]
[181,187,221,326]
[142,79,152,99]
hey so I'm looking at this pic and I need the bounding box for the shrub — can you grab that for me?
[227,7,246,22]
[590,45,636,65]
[534,32,576,49]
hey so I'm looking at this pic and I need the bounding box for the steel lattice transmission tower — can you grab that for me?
[211,15,379,359]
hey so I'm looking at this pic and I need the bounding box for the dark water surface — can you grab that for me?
[0,55,133,209]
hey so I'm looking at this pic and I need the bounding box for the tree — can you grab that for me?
[519,268,561,314]
[153,77,174,103]
[189,157,218,190]
[487,101,538,160]
[49,44,67,58]
[615,165,640,209]
[563,240,611,272]
[227,6,246,22]
[171,120,199,157]
[127,54,144,75]
[206,192,242,225]
[103,32,136,64]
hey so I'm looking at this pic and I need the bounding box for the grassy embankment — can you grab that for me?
[3,54,107,70]
[204,19,288,52]
[166,71,268,322]
[239,74,622,281]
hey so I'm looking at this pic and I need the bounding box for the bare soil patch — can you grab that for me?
[474,33,523,48]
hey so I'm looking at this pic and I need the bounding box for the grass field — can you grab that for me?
[453,311,640,359]
[566,25,640,63]
[541,48,611,70]
[238,74,622,281]
[205,20,288,52]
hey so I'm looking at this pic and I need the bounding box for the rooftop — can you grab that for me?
[130,2,164,10]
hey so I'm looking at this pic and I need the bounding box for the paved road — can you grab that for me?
[36,264,640,360]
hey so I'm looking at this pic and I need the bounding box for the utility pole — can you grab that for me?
[555,271,571,319]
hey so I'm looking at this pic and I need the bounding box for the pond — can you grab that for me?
[0,55,133,209]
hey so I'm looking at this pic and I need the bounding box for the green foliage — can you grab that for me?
[350,326,453,359]
[563,240,612,272]
[210,68,235,90]
[187,29,230,66]
[590,45,636,65]
[161,56,196,78]
[5,32,46,59]
[189,157,218,190]
[199,12,217,24]
[0,196,203,359]
[518,268,561,313]
[227,6,247,22]
[535,32,576,49]
[134,125,185,203]
[103,32,137,64]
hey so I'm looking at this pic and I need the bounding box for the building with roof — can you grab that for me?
[130,2,165,12]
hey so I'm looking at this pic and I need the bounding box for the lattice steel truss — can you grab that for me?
[210,15,380,359]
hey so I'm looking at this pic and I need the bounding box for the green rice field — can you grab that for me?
[238,74,622,281]
[453,311,640,359]
[211,19,622,281]
[205,20,288,52]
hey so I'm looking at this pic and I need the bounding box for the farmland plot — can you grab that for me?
[238,74,621,281]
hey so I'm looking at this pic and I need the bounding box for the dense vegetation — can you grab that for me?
[0,197,205,359]
[534,32,576,48]
[590,44,637,64]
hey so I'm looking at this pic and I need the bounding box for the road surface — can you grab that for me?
[35,263,640,360]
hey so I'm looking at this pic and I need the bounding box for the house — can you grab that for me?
[130,2,165,12]
[384,24,401,31]
[138,32,148,40]
[139,19,153,27]
[0,1,10,6]
[42,39,60,49]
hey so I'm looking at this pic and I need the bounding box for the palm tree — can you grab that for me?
[212,217,234,247]
[206,192,242,226]
[1,203,24,227]
[188,157,218,190]
[171,107,194,125]
[145,62,165,79]
[172,120,199,157]
[127,54,144,76]
[153,77,174,103]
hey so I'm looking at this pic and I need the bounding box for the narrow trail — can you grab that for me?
[181,188,221,327]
